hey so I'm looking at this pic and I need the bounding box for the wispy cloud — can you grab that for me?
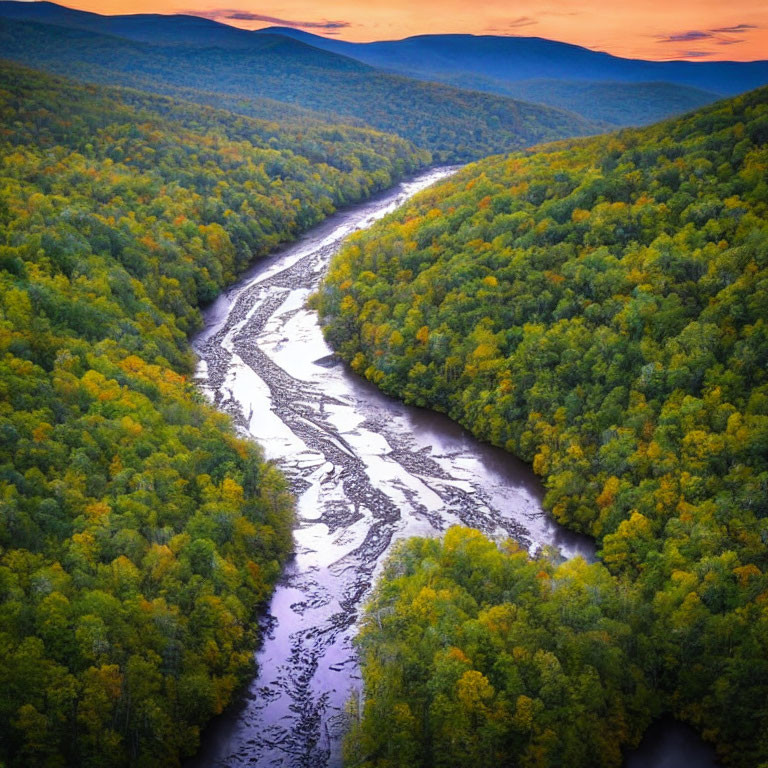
[507,16,538,28]
[192,8,351,30]
[657,30,712,43]
[710,23,757,33]
[485,16,539,33]
[656,22,758,49]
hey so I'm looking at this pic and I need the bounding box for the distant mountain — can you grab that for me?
[439,77,723,127]
[1,2,762,129]
[0,2,372,130]
[0,0,261,47]
[0,17,602,162]
[259,27,768,96]
[3,2,763,98]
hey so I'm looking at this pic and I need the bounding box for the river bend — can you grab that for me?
[187,168,714,768]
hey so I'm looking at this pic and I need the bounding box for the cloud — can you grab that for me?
[193,8,351,30]
[710,23,757,33]
[657,30,712,43]
[658,48,715,60]
[507,16,538,28]
[655,22,758,49]
[484,16,538,33]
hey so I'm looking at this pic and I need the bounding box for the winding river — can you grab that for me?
[187,168,720,768]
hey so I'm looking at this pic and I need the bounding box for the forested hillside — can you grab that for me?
[0,61,427,767]
[345,529,655,768]
[435,77,722,127]
[254,27,768,95]
[0,3,754,130]
[260,29,732,128]
[317,87,768,766]
[0,18,602,161]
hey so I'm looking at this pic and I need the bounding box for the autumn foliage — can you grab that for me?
[318,87,768,766]
[0,61,426,766]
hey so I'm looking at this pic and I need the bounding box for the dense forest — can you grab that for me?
[316,87,768,766]
[435,76,721,127]
[3,2,768,762]
[0,61,428,766]
[0,18,601,162]
[345,529,655,768]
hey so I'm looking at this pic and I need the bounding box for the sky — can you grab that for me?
[47,0,768,61]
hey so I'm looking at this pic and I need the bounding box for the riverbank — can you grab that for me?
[187,168,594,767]
[186,167,719,768]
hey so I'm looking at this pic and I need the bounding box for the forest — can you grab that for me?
[0,18,601,162]
[0,61,427,766]
[436,77,721,127]
[345,529,655,768]
[2,3,768,763]
[316,86,768,766]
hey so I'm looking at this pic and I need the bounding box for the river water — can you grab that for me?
[188,168,719,768]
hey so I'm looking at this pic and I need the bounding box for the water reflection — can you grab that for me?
[625,719,721,768]
[188,168,715,768]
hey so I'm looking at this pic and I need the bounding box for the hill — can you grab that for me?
[0,15,601,161]
[0,0,262,47]
[2,0,764,99]
[0,59,428,768]
[316,87,768,767]
[1,2,763,129]
[426,76,723,126]
[260,27,768,95]
[261,28,767,126]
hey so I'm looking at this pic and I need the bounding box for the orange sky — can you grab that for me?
[57,0,768,61]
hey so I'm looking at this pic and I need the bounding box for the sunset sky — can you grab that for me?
[39,0,768,61]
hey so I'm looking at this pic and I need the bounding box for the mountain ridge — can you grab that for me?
[259,26,768,94]
[2,1,766,96]
[0,0,269,48]
[0,16,603,161]
[1,1,763,127]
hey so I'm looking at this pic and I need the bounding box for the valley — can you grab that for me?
[0,3,765,767]
[188,170,718,768]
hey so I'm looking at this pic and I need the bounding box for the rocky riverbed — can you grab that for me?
[185,168,609,768]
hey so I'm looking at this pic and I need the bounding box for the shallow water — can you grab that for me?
[188,168,718,768]
[625,719,721,768]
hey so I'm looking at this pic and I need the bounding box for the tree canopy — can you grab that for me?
[317,85,768,767]
[0,18,601,162]
[0,60,426,767]
[346,528,655,768]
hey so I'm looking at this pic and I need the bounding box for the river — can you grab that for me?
[188,168,720,768]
